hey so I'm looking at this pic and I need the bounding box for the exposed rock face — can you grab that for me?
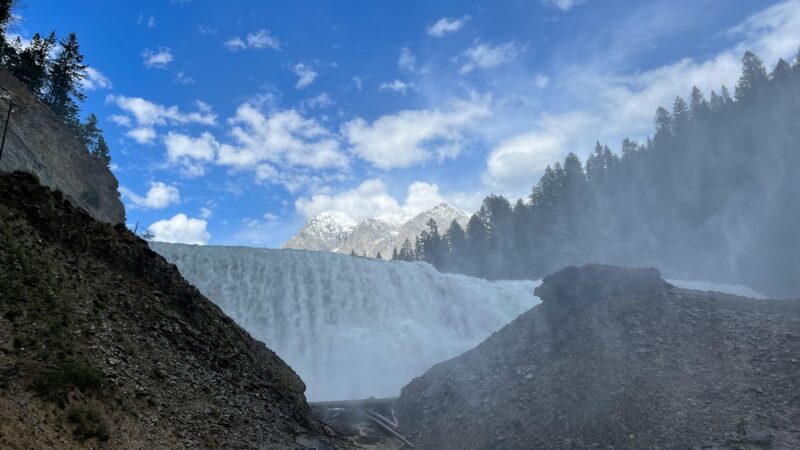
[0,172,347,449]
[396,264,800,449]
[284,204,469,258]
[0,69,124,224]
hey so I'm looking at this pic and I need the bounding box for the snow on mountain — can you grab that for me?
[284,203,470,258]
[396,204,470,251]
[283,210,357,251]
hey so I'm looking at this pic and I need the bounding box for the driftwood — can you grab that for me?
[366,408,399,430]
[365,410,414,448]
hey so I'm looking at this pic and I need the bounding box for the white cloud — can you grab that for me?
[216,103,348,172]
[120,181,180,209]
[479,0,800,196]
[108,114,131,127]
[301,92,334,110]
[292,63,318,89]
[482,112,595,193]
[225,29,281,51]
[199,207,213,219]
[141,47,174,69]
[81,67,112,91]
[427,15,471,37]
[378,79,414,95]
[534,74,550,89]
[459,41,522,74]
[295,179,453,220]
[398,46,418,72]
[224,37,246,51]
[164,131,220,177]
[148,214,210,245]
[542,0,585,12]
[147,16,156,27]
[174,71,195,85]
[106,95,217,127]
[126,127,157,144]
[352,76,363,91]
[198,26,218,35]
[342,97,490,169]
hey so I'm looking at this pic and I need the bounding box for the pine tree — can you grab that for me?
[735,51,767,101]
[720,85,732,103]
[80,112,101,149]
[445,220,466,262]
[652,106,673,149]
[672,96,689,126]
[92,134,111,165]
[771,58,791,81]
[621,138,639,157]
[398,239,414,261]
[392,246,398,260]
[689,86,707,116]
[349,249,357,257]
[376,251,382,260]
[43,32,87,132]
[10,31,57,97]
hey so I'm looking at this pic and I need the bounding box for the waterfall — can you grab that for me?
[150,243,539,401]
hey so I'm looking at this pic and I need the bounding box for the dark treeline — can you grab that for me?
[405,51,800,297]
[0,0,110,165]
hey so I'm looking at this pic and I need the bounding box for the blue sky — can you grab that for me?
[13,0,800,246]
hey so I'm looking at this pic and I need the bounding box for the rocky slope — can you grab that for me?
[284,204,469,258]
[0,171,346,449]
[0,69,124,224]
[396,264,800,449]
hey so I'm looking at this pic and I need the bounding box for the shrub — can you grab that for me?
[67,405,110,441]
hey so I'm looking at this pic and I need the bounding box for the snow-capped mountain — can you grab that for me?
[283,210,357,252]
[284,204,470,258]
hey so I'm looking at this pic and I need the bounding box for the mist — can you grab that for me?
[410,52,800,299]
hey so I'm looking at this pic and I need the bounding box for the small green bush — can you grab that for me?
[33,359,103,407]
[67,405,110,441]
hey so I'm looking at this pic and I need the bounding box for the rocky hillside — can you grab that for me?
[284,204,469,258]
[396,265,800,449]
[0,171,346,449]
[0,69,124,224]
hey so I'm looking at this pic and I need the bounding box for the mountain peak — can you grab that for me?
[284,204,470,257]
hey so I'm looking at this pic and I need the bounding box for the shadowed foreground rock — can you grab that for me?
[396,264,800,449]
[0,171,348,449]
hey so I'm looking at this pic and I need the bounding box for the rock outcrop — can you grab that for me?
[0,69,124,224]
[396,264,800,449]
[0,171,346,449]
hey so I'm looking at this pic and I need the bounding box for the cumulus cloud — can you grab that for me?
[106,94,217,128]
[148,214,210,245]
[378,79,414,94]
[163,131,220,177]
[126,127,157,144]
[542,0,585,12]
[225,29,281,51]
[292,63,318,89]
[216,103,348,178]
[482,112,595,193]
[120,181,180,209]
[141,47,174,68]
[342,98,490,169]
[81,67,112,91]
[295,179,450,220]
[458,40,522,74]
[427,15,471,37]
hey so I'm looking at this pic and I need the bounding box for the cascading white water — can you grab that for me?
[150,243,540,401]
